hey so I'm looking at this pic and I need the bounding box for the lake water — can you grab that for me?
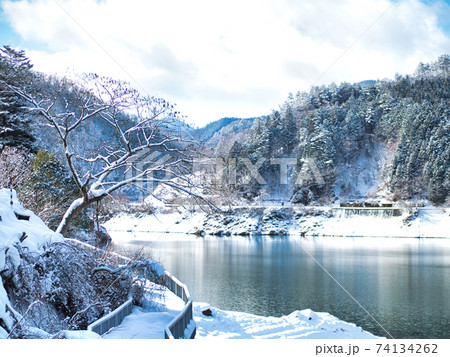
[110,232,450,339]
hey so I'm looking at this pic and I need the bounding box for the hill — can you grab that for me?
[210,55,449,206]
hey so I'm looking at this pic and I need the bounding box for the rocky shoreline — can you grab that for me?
[104,203,450,239]
[199,207,332,237]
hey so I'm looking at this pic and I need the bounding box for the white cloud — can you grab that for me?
[1,0,449,127]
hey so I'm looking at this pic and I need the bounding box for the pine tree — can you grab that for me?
[19,150,85,230]
[280,107,298,154]
[0,46,36,150]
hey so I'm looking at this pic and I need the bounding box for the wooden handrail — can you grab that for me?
[163,272,196,339]
[87,298,133,335]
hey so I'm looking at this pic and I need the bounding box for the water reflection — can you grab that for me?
[110,233,450,339]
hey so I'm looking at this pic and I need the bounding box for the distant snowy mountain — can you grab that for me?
[193,117,258,155]
[192,117,258,146]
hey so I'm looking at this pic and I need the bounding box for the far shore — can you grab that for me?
[104,205,450,240]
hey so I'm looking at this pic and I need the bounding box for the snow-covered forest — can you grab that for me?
[210,55,449,206]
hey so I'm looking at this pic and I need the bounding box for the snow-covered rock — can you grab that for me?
[0,189,64,251]
[202,209,260,236]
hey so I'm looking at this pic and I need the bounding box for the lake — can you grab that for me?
[110,232,450,339]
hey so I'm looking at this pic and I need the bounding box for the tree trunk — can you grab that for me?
[56,198,90,236]
[56,194,105,236]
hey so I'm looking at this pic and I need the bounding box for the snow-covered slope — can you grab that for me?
[0,188,64,338]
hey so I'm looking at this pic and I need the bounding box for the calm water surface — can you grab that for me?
[110,233,450,339]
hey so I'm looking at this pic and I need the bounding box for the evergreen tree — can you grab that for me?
[19,150,87,230]
[0,46,35,150]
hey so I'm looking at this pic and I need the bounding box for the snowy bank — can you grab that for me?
[103,210,206,239]
[193,303,382,339]
[105,206,450,239]
[2,189,167,339]
[307,208,450,238]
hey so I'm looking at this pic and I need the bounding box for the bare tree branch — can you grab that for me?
[2,72,203,234]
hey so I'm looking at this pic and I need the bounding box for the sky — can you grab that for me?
[0,0,449,128]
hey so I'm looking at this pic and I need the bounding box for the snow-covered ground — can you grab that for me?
[193,303,380,339]
[104,209,206,237]
[100,283,381,339]
[294,208,450,238]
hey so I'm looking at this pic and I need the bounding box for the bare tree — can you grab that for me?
[2,70,200,235]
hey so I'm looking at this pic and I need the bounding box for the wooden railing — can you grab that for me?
[66,238,195,339]
[87,298,133,335]
[164,272,196,339]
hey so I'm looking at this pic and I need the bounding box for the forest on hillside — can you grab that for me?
[226,55,449,206]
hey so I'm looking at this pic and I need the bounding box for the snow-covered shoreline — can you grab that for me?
[104,205,450,239]
[193,303,382,339]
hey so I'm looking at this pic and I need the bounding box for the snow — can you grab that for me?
[0,189,64,251]
[5,245,20,270]
[103,210,206,238]
[102,282,185,339]
[193,303,381,339]
[0,279,14,334]
[89,182,107,198]
[87,298,133,334]
[1,188,65,338]
[0,247,5,271]
[0,189,64,338]
[103,308,176,339]
[334,142,390,199]
[406,208,450,238]
[63,330,101,339]
[299,208,450,238]
[148,261,165,278]
[100,283,380,339]
[56,197,84,233]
